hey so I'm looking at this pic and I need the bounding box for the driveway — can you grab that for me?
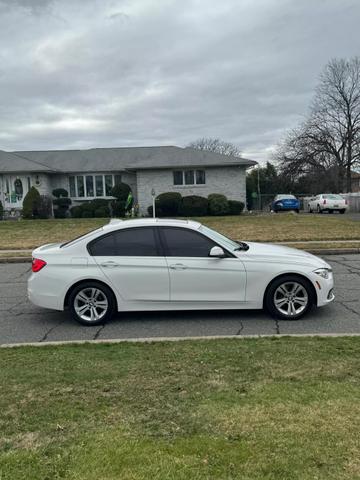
[1,254,360,345]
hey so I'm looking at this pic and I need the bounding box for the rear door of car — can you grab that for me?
[88,227,169,302]
[159,226,246,302]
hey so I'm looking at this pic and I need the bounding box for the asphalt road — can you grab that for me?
[0,254,360,345]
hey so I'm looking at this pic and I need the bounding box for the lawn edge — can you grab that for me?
[2,333,360,349]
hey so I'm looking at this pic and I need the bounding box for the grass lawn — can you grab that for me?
[1,214,360,250]
[1,337,360,479]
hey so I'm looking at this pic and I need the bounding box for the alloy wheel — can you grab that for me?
[273,282,309,317]
[74,287,109,323]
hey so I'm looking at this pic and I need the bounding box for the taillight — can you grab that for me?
[32,258,47,273]
[323,199,326,205]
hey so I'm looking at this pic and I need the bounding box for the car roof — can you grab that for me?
[103,218,202,232]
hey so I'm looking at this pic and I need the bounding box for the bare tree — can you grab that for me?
[277,57,360,192]
[188,137,242,157]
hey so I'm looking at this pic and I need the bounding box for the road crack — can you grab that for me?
[94,324,105,340]
[39,319,66,342]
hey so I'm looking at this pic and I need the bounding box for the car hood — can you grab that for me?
[234,242,330,269]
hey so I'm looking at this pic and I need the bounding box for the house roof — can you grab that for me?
[0,146,256,173]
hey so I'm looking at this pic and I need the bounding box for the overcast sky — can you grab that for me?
[0,0,359,162]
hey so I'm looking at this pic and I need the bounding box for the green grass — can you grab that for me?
[1,337,360,479]
[1,214,360,249]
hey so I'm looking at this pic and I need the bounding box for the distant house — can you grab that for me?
[0,146,256,216]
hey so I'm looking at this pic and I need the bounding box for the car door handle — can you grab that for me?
[169,263,188,270]
[100,261,119,268]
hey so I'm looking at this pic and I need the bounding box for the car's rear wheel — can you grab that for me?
[317,205,323,214]
[265,275,314,320]
[69,282,116,326]
[340,209,346,214]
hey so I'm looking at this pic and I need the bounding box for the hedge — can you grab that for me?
[228,200,245,215]
[180,195,208,216]
[156,192,182,216]
[208,193,229,216]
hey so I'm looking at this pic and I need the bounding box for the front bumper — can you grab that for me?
[309,272,335,307]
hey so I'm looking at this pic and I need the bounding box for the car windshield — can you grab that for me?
[276,194,296,200]
[199,225,243,251]
[60,227,104,248]
[323,194,343,200]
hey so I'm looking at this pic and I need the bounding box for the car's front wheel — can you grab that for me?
[69,282,116,326]
[265,275,314,320]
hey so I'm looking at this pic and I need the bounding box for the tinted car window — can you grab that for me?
[161,227,215,257]
[89,227,159,256]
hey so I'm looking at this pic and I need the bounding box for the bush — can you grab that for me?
[180,195,208,216]
[147,205,163,217]
[53,197,72,208]
[70,206,83,218]
[228,200,245,215]
[22,187,41,219]
[112,200,126,217]
[34,195,53,219]
[52,188,69,198]
[82,210,93,218]
[94,207,110,218]
[111,183,131,201]
[208,193,229,216]
[156,192,182,216]
[0,200,3,220]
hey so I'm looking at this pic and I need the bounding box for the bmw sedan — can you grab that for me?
[28,218,335,325]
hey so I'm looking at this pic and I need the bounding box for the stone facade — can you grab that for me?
[137,166,247,215]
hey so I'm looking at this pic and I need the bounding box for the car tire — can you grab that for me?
[329,210,334,214]
[317,205,322,214]
[308,206,313,213]
[69,282,116,326]
[265,275,314,321]
[340,209,346,214]
[295,209,300,214]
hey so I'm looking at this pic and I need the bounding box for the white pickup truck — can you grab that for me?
[308,194,348,214]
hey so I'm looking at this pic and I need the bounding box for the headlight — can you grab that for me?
[314,268,332,279]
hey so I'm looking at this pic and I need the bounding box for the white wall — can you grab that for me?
[136,166,247,215]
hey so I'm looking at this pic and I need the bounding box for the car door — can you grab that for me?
[89,226,169,302]
[159,226,246,302]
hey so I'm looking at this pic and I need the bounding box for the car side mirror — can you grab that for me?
[209,246,226,258]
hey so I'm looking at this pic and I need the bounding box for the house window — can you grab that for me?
[196,170,206,184]
[86,176,94,197]
[173,171,183,185]
[173,169,206,186]
[77,176,85,197]
[105,175,113,196]
[69,176,76,197]
[69,174,122,198]
[95,175,104,197]
[114,174,122,185]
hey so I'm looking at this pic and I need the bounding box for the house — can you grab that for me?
[0,146,256,216]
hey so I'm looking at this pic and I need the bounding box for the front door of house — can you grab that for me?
[3,175,31,210]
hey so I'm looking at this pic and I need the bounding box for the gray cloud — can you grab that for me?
[0,0,359,162]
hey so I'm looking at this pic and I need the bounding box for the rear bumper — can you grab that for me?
[28,273,64,311]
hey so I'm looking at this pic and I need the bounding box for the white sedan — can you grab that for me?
[28,218,335,325]
[308,194,348,214]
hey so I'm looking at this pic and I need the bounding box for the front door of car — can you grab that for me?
[89,226,169,302]
[159,226,246,302]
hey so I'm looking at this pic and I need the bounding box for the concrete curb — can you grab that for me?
[2,333,360,349]
[1,248,360,264]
